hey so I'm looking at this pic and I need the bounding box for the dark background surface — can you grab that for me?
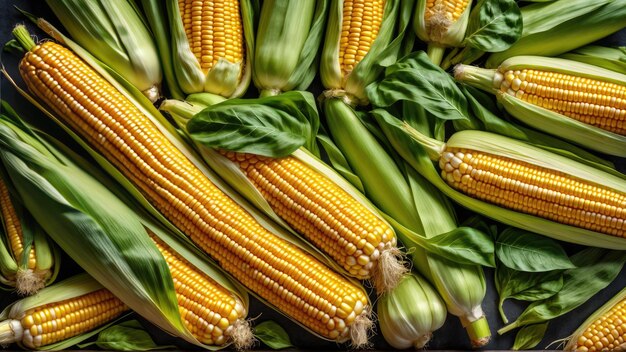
[0,1,625,350]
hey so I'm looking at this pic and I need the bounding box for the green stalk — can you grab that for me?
[453,65,496,93]
[427,44,446,67]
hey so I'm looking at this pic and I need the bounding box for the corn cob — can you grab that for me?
[0,177,54,295]
[565,286,626,351]
[402,127,626,249]
[17,38,370,345]
[455,56,626,157]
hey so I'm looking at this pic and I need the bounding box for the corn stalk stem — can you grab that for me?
[12,25,35,52]
[427,43,446,67]
[403,122,445,161]
[466,316,491,347]
[453,64,496,93]
[497,320,520,335]
[0,320,21,344]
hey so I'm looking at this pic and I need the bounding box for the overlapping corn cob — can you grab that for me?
[0,177,55,295]
[16,37,370,345]
[454,56,626,156]
[564,287,626,351]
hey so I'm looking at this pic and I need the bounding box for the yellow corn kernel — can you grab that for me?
[0,179,36,270]
[19,289,128,348]
[222,151,396,280]
[19,41,369,343]
[497,69,626,135]
[439,147,626,237]
[339,0,386,75]
[178,0,244,73]
[573,296,626,351]
[425,0,471,23]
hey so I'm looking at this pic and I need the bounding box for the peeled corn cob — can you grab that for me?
[565,286,626,351]
[15,33,371,345]
[0,274,128,350]
[454,56,626,157]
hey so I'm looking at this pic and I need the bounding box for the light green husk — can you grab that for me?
[43,0,162,102]
[377,273,447,349]
[454,56,626,157]
[563,286,626,350]
[486,0,626,67]
[0,274,128,350]
[140,0,255,98]
[414,0,473,65]
[560,45,626,74]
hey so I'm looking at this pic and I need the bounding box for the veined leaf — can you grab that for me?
[496,228,574,272]
[512,323,549,350]
[464,0,522,52]
[255,321,293,350]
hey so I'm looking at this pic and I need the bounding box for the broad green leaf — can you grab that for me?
[78,320,175,351]
[366,51,470,122]
[464,0,522,52]
[187,91,319,157]
[255,321,293,350]
[496,228,574,272]
[512,323,549,350]
[498,248,626,334]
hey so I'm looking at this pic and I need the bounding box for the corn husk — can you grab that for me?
[140,0,255,99]
[377,273,447,349]
[455,56,626,157]
[43,0,162,102]
[0,274,129,350]
[560,45,626,74]
[486,0,626,68]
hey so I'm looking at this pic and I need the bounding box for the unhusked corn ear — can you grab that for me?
[221,151,402,289]
[11,289,128,348]
[19,41,370,344]
[438,147,626,237]
[454,57,626,156]
[339,0,386,75]
[178,0,244,74]
[0,179,36,272]
[149,232,247,347]
[565,288,626,351]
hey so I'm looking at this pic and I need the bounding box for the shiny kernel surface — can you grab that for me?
[339,0,386,75]
[0,178,36,270]
[575,297,626,351]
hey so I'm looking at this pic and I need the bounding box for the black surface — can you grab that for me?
[0,1,625,351]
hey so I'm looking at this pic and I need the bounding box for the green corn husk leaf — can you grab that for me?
[564,286,626,350]
[0,273,131,350]
[253,0,329,95]
[374,112,626,250]
[78,320,176,351]
[455,56,626,157]
[0,170,59,295]
[560,45,626,74]
[140,0,256,98]
[0,107,250,350]
[377,273,447,349]
[414,0,473,65]
[321,0,414,104]
[7,28,370,344]
[42,0,162,102]
[486,0,626,68]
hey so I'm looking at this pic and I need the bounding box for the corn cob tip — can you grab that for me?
[143,85,161,104]
[371,246,408,294]
[0,320,22,346]
[229,319,255,350]
[414,332,432,349]
[349,308,374,349]
[15,268,48,296]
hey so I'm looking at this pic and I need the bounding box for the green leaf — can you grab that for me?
[316,134,364,193]
[254,321,293,350]
[496,228,574,272]
[495,264,563,323]
[78,320,175,351]
[498,248,626,334]
[464,0,523,52]
[366,51,470,122]
[187,91,319,158]
[512,323,549,350]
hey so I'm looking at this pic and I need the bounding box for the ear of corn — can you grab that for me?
[388,123,626,250]
[43,0,162,102]
[160,98,405,294]
[0,274,129,350]
[486,0,626,68]
[455,56,626,157]
[139,0,255,98]
[253,0,329,96]
[11,27,373,347]
[565,286,626,351]
[0,171,57,295]
[320,0,412,105]
[377,272,447,349]
[0,90,251,349]
[413,0,473,64]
